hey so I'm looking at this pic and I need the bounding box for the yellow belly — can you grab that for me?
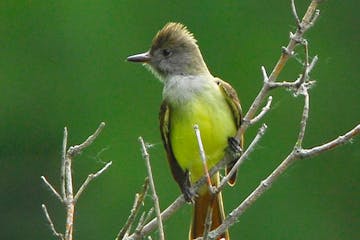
[170,91,236,183]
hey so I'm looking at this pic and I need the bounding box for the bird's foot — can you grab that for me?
[227,137,243,159]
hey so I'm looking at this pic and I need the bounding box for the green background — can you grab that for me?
[1,1,359,239]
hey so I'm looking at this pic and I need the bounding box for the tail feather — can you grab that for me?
[189,175,229,240]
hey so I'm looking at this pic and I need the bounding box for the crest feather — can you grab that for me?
[151,22,197,50]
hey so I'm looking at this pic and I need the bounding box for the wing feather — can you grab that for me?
[215,78,244,185]
[159,101,192,201]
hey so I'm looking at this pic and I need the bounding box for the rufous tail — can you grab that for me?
[189,177,229,239]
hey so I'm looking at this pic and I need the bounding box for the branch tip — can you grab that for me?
[42,204,64,240]
[67,122,106,157]
[261,66,269,83]
[291,0,301,26]
[74,161,112,202]
[41,176,63,202]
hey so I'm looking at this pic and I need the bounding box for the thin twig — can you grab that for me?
[291,0,301,26]
[139,137,165,240]
[117,178,150,240]
[308,55,318,73]
[296,87,309,148]
[301,124,360,158]
[41,204,64,240]
[261,66,269,83]
[67,122,106,157]
[74,161,113,202]
[310,9,320,27]
[135,208,154,238]
[126,196,185,240]
[41,176,63,202]
[249,97,272,125]
[194,124,214,193]
[134,212,147,236]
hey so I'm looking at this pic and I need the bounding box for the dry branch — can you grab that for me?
[139,137,165,240]
[41,122,110,240]
[235,0,321,141]
[116,178,149,239]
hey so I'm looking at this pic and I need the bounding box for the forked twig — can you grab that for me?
[41,122,109,240]
[235,0,321,141]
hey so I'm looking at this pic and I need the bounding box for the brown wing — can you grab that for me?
[159,101,192,202]
[215,78,244,186]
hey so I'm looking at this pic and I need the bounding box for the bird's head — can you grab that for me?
[127,22,209,81]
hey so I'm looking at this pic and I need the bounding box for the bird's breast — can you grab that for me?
[166,78,237,182]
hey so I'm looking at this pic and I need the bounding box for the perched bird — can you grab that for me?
[127,22,243,240]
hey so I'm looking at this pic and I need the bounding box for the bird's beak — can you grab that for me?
[127,51,151,63]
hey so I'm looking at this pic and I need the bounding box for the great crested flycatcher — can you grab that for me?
[127,22,243,240]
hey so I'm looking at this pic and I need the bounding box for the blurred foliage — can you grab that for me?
[0,1,359,239]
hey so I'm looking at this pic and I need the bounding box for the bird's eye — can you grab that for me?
[162,49,172,57]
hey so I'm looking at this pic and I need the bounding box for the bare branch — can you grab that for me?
[261,66,269,83]
[126,195,186,240]
[74,161,112,203]
[42,123,109,240]
[310,9,320,27]
[139,136,165,240]
[41,176,63,203]
[116,178,149,240]
[41,204,64,240]
[194,124,215,193]
[302,124,360,158]
[235,0,321,141]
[207,124,359,240]
[67,122,106,157]
[296,87,309,148]
[134,208,154,239]
[265,37,318,93]
[291,0,301,26]
[125,108,359,240]
[308,55,318,73]
[249,97,272,125]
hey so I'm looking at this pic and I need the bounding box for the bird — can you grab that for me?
[127,22,243,240]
